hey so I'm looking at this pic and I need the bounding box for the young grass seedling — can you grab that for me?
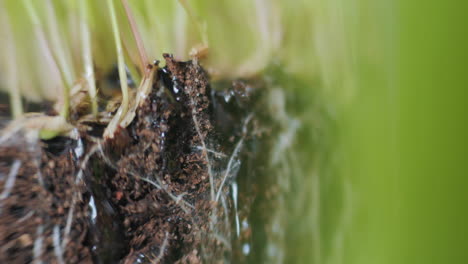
[177,0,208,46]
[45,0,75,87]
[121,0,149,76]
[107,0,130,121]
[1,7,23,118]
[22,0,71,119]
[80,0,98,118]
[103,0,158,138]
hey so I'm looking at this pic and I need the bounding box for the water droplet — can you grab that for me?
[232,183,240,237]
[136,253,146,263]
[224,92,232,103]
[242,219,249,230]
[88,195,97,224]
[242,243,251,255]
[74,137,84,159]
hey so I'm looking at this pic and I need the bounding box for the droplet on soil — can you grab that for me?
[232,183,240,237]
[74,137,84,159]
[242,243,251,255]
[242,219,249,230]
[173,85,180,94]
[224,92,232,103]
[88,195,97,224]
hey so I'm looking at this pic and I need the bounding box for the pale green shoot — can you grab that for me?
[79,0,98,117]
[45,0,75,86]
[1,7,23,118]
[22,0,71,119]
[107,0,130,120]
[121,0,149,76]
[177,0,208,46]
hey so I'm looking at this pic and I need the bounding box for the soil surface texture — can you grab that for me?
[0,55,265,263]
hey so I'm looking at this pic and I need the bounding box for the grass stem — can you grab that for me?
[107,0,129,119]
[1,7,23,118]
[45,0,74,86]
[80,0,98,117]
[22,0,71,119]
[121,0,149,76]
[177,0,208,45]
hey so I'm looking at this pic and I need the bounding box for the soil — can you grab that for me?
[0,55,268,263]
[0,136,93,263]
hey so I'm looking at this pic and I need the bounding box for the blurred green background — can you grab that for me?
[325,1,468,264]
[1,0,467,263]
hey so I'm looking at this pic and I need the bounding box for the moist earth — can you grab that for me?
[0,55,267,263]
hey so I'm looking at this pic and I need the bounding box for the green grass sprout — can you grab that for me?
[22,0,71,119]
[121,0,149,76]
[80,0,98,118]
[177,0,208,46]
[107,0,130,121]
[1,6,23,118]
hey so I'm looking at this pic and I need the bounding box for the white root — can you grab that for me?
[33,225,44,264]
[0,160,21,200]
[190,97,215,201]
[52,225,65,264]
[215,114,252,202]
[152,231,169,263]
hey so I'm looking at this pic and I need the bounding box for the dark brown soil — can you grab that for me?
[0,55,265,263]
[90,54,220,263]
[0,137,93,263]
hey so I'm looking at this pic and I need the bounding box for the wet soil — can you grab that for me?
[0,56,272,263]
[0,136,93,263]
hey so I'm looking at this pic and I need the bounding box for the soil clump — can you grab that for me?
[0,55,263,263]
